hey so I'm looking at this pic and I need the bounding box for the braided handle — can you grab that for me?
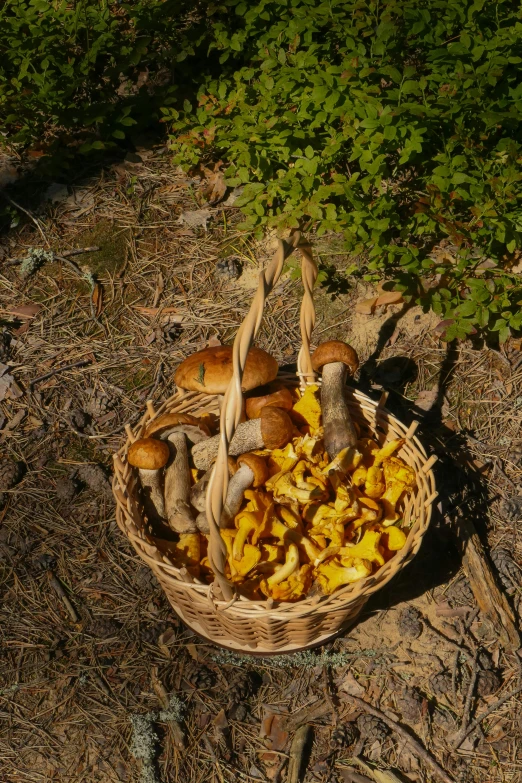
[205,233,318,601]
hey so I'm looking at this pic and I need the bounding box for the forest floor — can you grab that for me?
[1,143,522,783]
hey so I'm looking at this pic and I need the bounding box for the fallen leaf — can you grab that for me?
[92,283,103,318]
[7,303,42,319]
[339,671,366,697]
[186,642,201,662]
[414,388,439,411]
[177,208,212,230]
[375,291,403,306]
[267,714,288,751]
[355,297,378,315]
[223,186,245,206]
[207,335,221,347]
[475,259,497,270]
[201,162,227,205]
[260,713,274,739]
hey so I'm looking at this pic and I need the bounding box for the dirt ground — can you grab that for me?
[2,144,522,783]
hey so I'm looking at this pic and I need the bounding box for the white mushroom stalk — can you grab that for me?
[191,407,293,470]
[311,341,360,461]
[164,431,197,534]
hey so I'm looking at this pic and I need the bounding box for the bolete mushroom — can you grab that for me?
[311,340,360,461]
[191,456,238,534]
[145,411,210,442]
[221,453,268,528]
[160,416,209,534]
[127,438,170,521]
[174,345,278,400]
[191,407,294,470]
[245,384,294,419]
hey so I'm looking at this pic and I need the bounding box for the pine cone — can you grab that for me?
[191,666,217,691]
[0,329,11,363]
[446,576,474,606]
[70,409,89,431]
[55,476,78,503]
[356,713,389,743]
[228,671,260,703]
[491,547,520,593]
[432,707,456,731]
[88,618,122,640]
[396,687,424,723]
[0,460,23,491]
[397,605,423,640]
[430,671,452,698]
[215,257,241,281]
[506,440,522,465]
[330,722,359,749]
[499,495,522,521]
[86,390,114,418]
[476,669,501,698]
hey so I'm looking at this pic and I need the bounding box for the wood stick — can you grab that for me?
[47,572,79,623]
[29,359,92,388]
[345,696,454,783]
[287,725,311,783]
[455,516,520,651]
[450,649,480,749]
[451,683,522,749]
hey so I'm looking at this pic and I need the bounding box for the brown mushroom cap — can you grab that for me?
[237,453,269,487]
[311,341,359,375]
[144,412,210,438]
[174,345,278,394]
[260,407,294,450]
[245,386,294,419]
[128,438,170,470]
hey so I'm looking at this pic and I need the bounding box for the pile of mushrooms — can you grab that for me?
[126,341,417,601]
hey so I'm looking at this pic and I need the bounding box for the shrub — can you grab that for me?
[166,0,522,342]
[0,0,204,151]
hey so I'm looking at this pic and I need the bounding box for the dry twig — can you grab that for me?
[346,695,454,783]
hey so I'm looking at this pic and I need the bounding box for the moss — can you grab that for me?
[71,220,129,276]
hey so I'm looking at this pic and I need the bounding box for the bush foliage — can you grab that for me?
[2,0,522,341]
[166,0,522,342]
[0,0,201,151]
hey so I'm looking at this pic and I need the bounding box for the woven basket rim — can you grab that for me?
[112,378,437,620]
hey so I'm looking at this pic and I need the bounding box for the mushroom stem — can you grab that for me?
[191,407,293,470]
[221,464,255,528]
[191,419,262,469]
[164,431,197,533]
[267,543,299,586]
[138,468,166,521]
[320,362,358,460]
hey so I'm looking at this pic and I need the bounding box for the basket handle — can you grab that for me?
[205,232,318,600]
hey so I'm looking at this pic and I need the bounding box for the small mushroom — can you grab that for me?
[311,340,360,461]
[314,557,372,595]
[162,418,209,534]
[127,438,170,521]
[191,407,294,470]
[381,457,416,524]
[245,385,294,419]
[221,453,268,528]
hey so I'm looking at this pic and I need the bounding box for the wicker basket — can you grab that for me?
[112,234,437,655]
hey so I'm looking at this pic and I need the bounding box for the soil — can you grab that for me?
[1,146,522,783]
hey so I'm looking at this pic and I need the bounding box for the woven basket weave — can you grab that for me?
[112,234,437,654]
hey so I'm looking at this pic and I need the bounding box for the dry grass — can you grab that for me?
[1,145,522,783]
